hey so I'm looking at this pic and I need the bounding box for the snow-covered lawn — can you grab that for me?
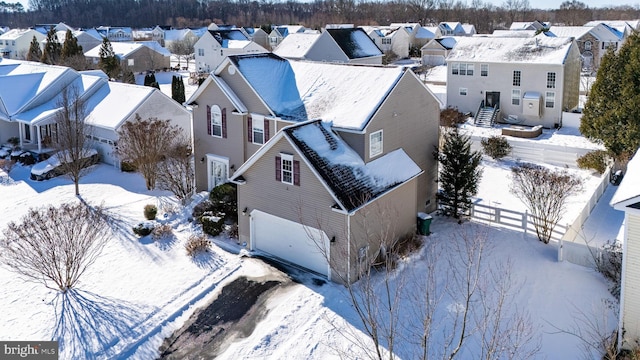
[0,137,619,359]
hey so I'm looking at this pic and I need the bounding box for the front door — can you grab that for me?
[485,92,500,108]
[207,155,229,191]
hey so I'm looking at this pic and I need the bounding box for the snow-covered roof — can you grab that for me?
[84,41,169,58]
[289,60,404,130]
[611,149,640,209]
[447,36,574,64]
[0,61,72,116]
[325,28,383,59]
[415,26,436,39]
[509,21,548,31]
[285,120,421,211]
[82,81,155,130]
[584,20,640,34]
[273,33,321,59]
[436,37,457,49]
[491,30,536,38]
[229,54,306,120]
[0,28,37,40]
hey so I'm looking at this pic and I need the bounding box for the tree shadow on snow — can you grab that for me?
[191,250,226,270]
[51,289,152,359]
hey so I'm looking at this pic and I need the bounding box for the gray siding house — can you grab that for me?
[187,53,440,282]
[446,36,581,128]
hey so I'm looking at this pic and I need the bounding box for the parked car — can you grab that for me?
[30,149,99,181]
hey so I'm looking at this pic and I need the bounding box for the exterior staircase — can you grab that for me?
[474,107,495,127]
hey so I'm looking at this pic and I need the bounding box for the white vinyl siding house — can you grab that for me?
[611,150,640,349]
[445,36,581,128]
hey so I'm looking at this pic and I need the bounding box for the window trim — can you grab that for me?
[369,129,383,158]
[513,70,521,86]
[280,153,294,185]
[451,63,459,75]
[466,64,474,76]
[545,91,555,108]
[511,89,521,105]
[252,114,265,145]
[211,105,223,137]
[546,72,556,89]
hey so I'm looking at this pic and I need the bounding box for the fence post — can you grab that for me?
[522,210,528,235]
[495,208,501,223]
[558,237,563,262]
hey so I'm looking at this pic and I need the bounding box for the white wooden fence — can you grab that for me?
[469,203,568,243]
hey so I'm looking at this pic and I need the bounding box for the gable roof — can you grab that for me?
[228,53,306,120]
[289,60,405,130]
[285,120,421,211]
[325,28,383,59]
[447,36,574,64]
[231,120,421,212]
[611,149,640,210]
[273,32,322,59]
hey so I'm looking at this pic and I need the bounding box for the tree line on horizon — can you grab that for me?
[0,0,638,33]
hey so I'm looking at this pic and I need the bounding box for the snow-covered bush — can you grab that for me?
[201,213,224,236]
[152,224,173,241]
[144,204,158,220]
[133,221,155,237]
[481,135,512,160]
[185,234,210,256]
[226,223,239,239]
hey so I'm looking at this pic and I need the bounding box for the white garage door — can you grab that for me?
[251,210,330,278]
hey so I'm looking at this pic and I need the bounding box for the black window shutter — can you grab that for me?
[293,160,300,186]
[206,105,212,135]
[275,156,281,181]
[222,107,227,138]
[264,118,270,142]
[247,115,253,143]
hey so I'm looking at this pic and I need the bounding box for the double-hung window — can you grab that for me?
[370,130,383,158]
[481,64,488,77]
[513,70,521,86]
[281,154,294,184]
[511,89,521,105]
[545,92,555,108]
[211,105,222,137]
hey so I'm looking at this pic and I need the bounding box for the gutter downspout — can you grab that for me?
[618,211,629,350]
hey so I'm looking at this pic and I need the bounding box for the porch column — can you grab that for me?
[18,122,23,147]
[36,125,42,152]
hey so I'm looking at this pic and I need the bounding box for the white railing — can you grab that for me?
[561,168,611,243]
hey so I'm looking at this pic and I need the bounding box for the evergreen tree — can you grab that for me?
[98,37,120,79]
[436,128,483,219]
[40,27,62,65]
[171,75,185,103]
[581,32,640,162]
[26,36,42,62]
[61,30,86,70]
[120,69,135,84]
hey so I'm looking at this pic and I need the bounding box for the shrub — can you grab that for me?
[226,223,239,239]
[152,224,173,241]
[594,240,622,299]
[18,152,36,165]
[7,136,19,148]
[120,161,137,172]
[577,150,609,174]
[481,135,512,160]
[201,213,225,236]
[0,159,15,173]
[209,183,237,220]
[440,107,467,127]
[185,234,210,256]
[144,204,158,220]
[133,221,155,237]
[192,199,213,219]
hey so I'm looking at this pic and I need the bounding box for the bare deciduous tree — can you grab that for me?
[156,135,195,203]
[168,37,196,69]
[300,200,539,359]
[0,202,109,293]
[54,86,95,196]
[510,163,583,243]
[116,115,183,190]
